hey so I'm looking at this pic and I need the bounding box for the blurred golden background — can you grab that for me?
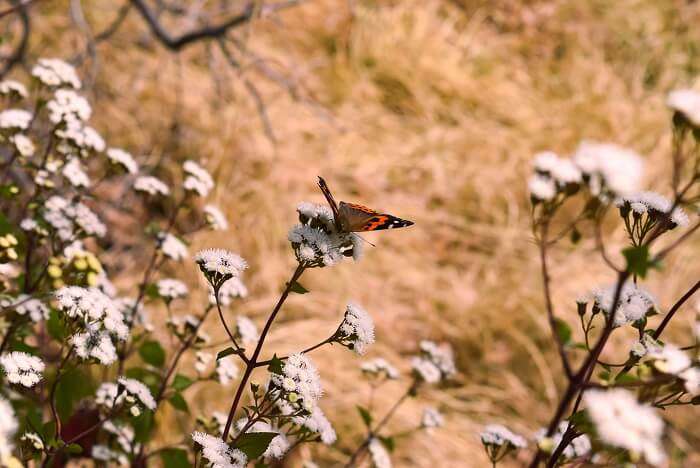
[6,0,700,465]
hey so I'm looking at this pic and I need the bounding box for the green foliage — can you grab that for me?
[216,346,244,361]
[234,432,279,460]
[139,340,166,368]
[47,309,67,340]
[266,355,284,374]
[289,281,309,294]
[55,368,95,421]
[356,405,373,428]
[168,393,189,413]
[379,436,395,452]
[160,448,190,468]
[172,374,194,391]
[622,245,658,278]
[554,318,572,345]
[133,411,154,443]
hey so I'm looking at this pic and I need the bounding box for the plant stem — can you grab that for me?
[220,263,306,441]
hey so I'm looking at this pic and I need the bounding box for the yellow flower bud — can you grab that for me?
[9,186,18,195]
[6,234,17,245]
[52,279,64,289]
[537,437,554,453]
[86,254,101,272]
[6,248,17,260]
[74,258,88,271]
[86,272,98,286]
[47,265,62,278]
[0,237,9,248]
[49,256,61,265]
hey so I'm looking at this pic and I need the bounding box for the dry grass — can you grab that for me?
[12,0,700,465]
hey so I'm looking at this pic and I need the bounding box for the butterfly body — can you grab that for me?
[318,177,414,232]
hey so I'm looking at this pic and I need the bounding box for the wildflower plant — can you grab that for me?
[0,59,448,467]
[497,87,700,467]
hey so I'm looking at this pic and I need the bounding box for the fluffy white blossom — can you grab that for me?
[0,109,32,130]
[195,351,213,374]
[361,358,400,379]
[528,175,556,201]
[55,122,105,154]
[209,277,248,306]
[647,344,691,375]
[43,195,106,240]
[631,334,662,358]
[216,356,239,385]
[103,421,139,454]
[117,377,156,411]
[592,282,657,327]
[71,327,118,365]
[0,80,27,98]
[295,405,337,444]
[134,176,170,196]
[156,278,188,301]
[583,389,665,466]
[235,316,258,344]
[0,352,45,387]
[680,367,700,396]
[10,134,34,157]
[47,89,91,124]
[667,88,700,126]
[183,160,215,197]
[106,148,138,174]
[234,419,290,459]
[535,422,591,460]
[195,249,247,278]
[572,141,644,198]
[21,432,44,451]
[270,353,323,411]
[368,438,392,468]
[421,407,444,429]
[1,295,48,322]
[0,397,18,461]
[204,205,228,230]
[158,232,188,261]
[192,431,247,468]
[91,445,128,466]
[62,158,91,188]
[480,424,527,448]
[335,302,375,354]
[411,340,456,383]
[616,191,690,228]
[32,58,81,89]
[95,382,119,408]
[55,286,128,340]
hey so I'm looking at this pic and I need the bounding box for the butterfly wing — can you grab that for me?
[339,202,414,232]
[317,176,343,232]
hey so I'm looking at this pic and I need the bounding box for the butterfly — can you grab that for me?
[317,176,414,232]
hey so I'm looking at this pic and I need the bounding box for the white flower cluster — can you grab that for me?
[195,351,213,374]
[55,122,106,155]
[117,377,157,415]
[106,148,139,174]
[62,157,91,188]
[32,58,81,89]
[55,286,128,365]
[92,444,128,466]
[631,333,662,358]
[158,232,188,261]
[583,389,665,466]
[156,278,189,301]
[297,405,337,444]
[421,407,444,429]
[288,202,362,268]
[591,282,657,327]
[368,438,392,468]
[0,397,18,462]
[667,88,700,127]
[270,353,323,411]
[209,277,248,306]
[43,195,106,240]
[529,142,644,202]
[480,424,527,448]
[335,302,375,355]
[0,80,27,99]
[183,160,214,197]
[11,134,35,157]
[235,316,258,344]
[616,190,690,230]
[103,420,139,455]
[234,418,291,459]
[0,109,32,131]
[216,356,239,385]
[204,205,228,230]
[361,358,400,380]
[134,175,170,196]
[535,421,591,460]
[195,248,247,288]
[0,351,45,387]
[1,295,48,322]
[21,432,44,451]
[47,89,91,124]
[191,431,247,468]
[411,340,456,383]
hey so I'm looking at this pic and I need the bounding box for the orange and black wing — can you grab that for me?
[339,202,414,232]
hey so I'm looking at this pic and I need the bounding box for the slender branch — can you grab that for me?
[49,346,75,437]
[214,290,247,363]
[221,263,306,441]
[95,2,132,42]
[0,0,30,79]
[255,337,333,368]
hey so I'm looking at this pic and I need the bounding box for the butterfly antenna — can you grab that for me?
[356,234,376,248]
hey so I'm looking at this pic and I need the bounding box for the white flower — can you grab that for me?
[295,405,337,444]
[10,134,34,157]
[158,232,188,261]
[192,431,247,468]
[361,358,400,379]
[616,191,689,228]
[95,382,119,408]
[106,148,138,174]
[91,445,128,466]
[528,175,556,201]
[71,327,118,365]
[0,80,27,98]
[103,421,139,454]
[0,109,32,130]
[480,424,527,448]
[573,141,644,197]
[667,88,700,126]
[32,58,81,88]
[55,287,128,339]
[270,353,323,410]
[592,282,657,327]
[336,302,375,355]
[134,176,170,196]
[156,278,188,300]
[368,438,392,468]
[183,160,214,197]
[55,121,105,154]
[533,151,582,186]
[647,344,691,375]
[421,407,444,429]
[0,397,18,460]
[0,352,45,387]
[680,367,700,396]
[47,89,91,124]
[631,334,662,358]
[43,195,106,240]
[584,389,665,466]
[2,295,48,322]
[535,422,590,460]
[234,419,290,459]
[209,277,248,306]
[236,316,258,344]
[117,377,156,410]
[410,357,442,383]
[62,158,91,188]
[204,205,228,230]
[195,249,247,288]
[195,351,213,374]
[415,340,456,380]
[21,432,44,451]
[216,356,239,385]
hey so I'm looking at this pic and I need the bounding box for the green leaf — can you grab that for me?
[132,411,154,443]
[139,340,166,368]
[47,309,67,340]
[289,281,309,294]
[65,443,83,454]
[379,436,395,453]
[266,355,284,375]
[356,405,373,428]
[234,432,279,460]
[168,393,189,413]
[172,374,194,391]
[623,245,658,278]
[144,283,160,300]
[160,448,190,468]
[554,318,572,345]
[55,368,95,421]
[216,347,244,361]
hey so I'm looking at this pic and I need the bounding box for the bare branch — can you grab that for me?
[0,0,31,79]
[95,2,132,42]
[0,0,36,20]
